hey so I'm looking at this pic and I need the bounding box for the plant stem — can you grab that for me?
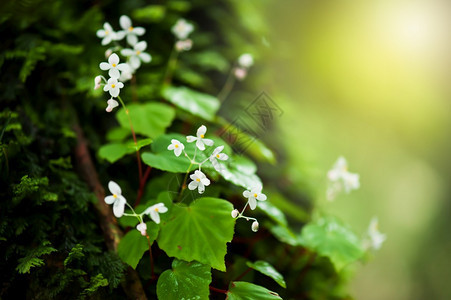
[135,166,152,207]
[209,286,227,294]
[163,44,179,85]
[234,267,252,281]
[217,66,236,102]
[177,162,193,202]
[117,96,143,184]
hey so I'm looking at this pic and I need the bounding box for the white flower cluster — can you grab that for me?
[105,181,168,236]
[231,185,267,232]
[172,19,194,52]
[167,125,228,194]
[363,217,386,251]
[326,156,360,201]
[94,15,151,112]
[234,53,254,80]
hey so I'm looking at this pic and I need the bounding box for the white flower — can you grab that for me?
[172,19,194,40]
[234,67,247,80]
[175,39,193,52]
[167,139,184,157]
[105,49,113,59]
[188,170,210,194]
[327,156,348,181]
[96,22,123,46]
[243,186,267,210]
[342,172,360,193]
[364,217,386,251]
[144,203,168,224]
[94,76,103,90]
[100,53,128,79]
[209,145,228,172]
[105,99,119,113]
[136,222,147,236]
[326,156,360,201]
[121,41,152,69]
[251,220,259,232]
[118,63,134,82]
[231,209,239,218]
[104,181,127,218]
[118,15,145,46]
[186,125,214,151]
[238,53,254,68]
[103,77,124,98]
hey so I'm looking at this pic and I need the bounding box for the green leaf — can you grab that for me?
[227,281,282,300]
[216,155,262,189]
[106,127,130,142]
[157,197,235,271]
[127,138,153,151]
[187,51,230,72]
[257,201,288,227]
[162,86,220,121]
[116,103,175,139]
[132,5,166,23]
[117,223,159,269]
[246,261,286,288]
[98,143,134,163]
[156,259,211,300]
[299,217,364,270]
[267,223,301,247]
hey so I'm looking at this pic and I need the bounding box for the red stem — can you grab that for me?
[234,267,252,281]
[146,235,155,280]
[209,286,227,294]
[135,166,152,207]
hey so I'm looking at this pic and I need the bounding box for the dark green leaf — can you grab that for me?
[246,260,286,288]
[157,197,235,271]
[227,281,282,300]
[156,259,211,300]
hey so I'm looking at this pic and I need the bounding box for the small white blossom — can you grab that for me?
[105,49,113,59]
[118,15,145,46]
[94,76,103,90]
[231,209,239,218]
[136,222,147,236]
[209,145,228,172]
[234,67,247,80]
[175,39,193,52]
[326,156,360,201]
[238,53,254,68]
[188,170,210,194]
[364,217,386,251]
[144,203,168,224]
[186,125,214,151]
[121,41,152,69]
[104,181,127,218]
[96,22,124,46]
[243,186,267,210]
[100,53,128,79]
[106,98,119,113]
[167,139,184,157]
[103,77,124,98]
[172,19,194,40]
[251,220,259,232]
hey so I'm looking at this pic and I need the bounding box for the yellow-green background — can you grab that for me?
[262,0,451,299]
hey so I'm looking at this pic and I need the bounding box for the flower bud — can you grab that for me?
[238,53,254,68]
[251,220,259,232]
[105,49,113,59]
[234,67,247,80]
[231,209,239,218]
[106,99,119,113]
[94,76,102,90]
[136,222,147,236]
[175,39,193,52]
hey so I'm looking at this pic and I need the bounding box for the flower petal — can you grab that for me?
[120,15,132,30]
[203,139,214,146]
[139,52,151,63]
[104,195,116,205]
[135,41,147,51]
[196,139,205,151]
[108,53,120,65]
[130,56,141,69]
[108,181,122,195]
[257,193,267,201]
[100,62,110,70]
[150,210,161,224]
[248,197,257,210]
[133,27,145,35]
[174,147,182,157]
[197,125,207,137]
[188,181,198,190]
[186,135,196,142]
[96,29,106,38]
[121,48,135,57]
[109,68,120,79]
[113,197,126,218]
[201,178,210,186]
[126,34,138,46]
[243,190,251,198]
